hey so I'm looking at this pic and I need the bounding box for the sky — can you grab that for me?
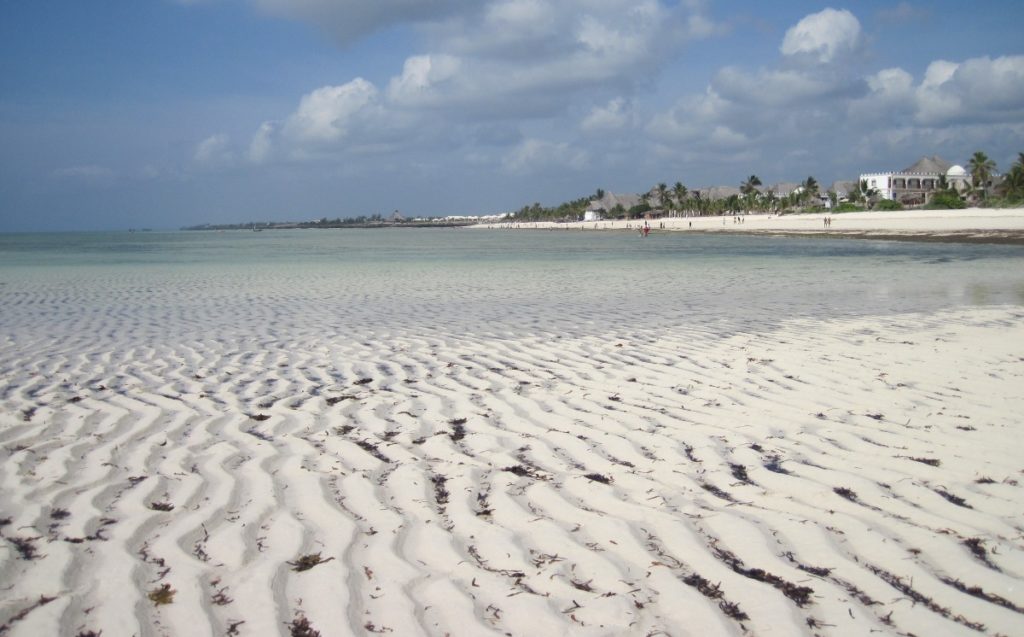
[1,1,1023,231]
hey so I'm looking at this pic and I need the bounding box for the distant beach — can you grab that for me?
[474,207,1024,244]
[1,230,1023,636]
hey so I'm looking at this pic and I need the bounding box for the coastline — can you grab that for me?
[470,207,1024,244]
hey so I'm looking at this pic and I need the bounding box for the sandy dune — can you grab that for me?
[2,300,1023,636]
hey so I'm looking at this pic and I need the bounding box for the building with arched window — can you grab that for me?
[860,156,971,204]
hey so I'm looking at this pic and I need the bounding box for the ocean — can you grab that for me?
[2,229,1023,345]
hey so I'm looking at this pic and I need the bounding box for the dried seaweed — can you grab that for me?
[763,454,790,474]
[941,577,1024,614]
[867,565,985,631]
[933,488,972,508]
[713,546,815,607]
[0,595,57,634]
[683,573,723,599]
[448,418,467,441]
[288,552,335,572]
[963,538,999,570]
[430,474,449,507]
[833,487,859,502]
[729,463,755,485]
[288,615,321,637]
[584,473,613,485]
[898,455,941,467]
[147,583,176,605]
[700,482,735,502]
[354,440,390,463]
[7,535,42,560]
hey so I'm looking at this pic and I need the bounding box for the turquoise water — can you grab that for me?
[2,229,1024,340]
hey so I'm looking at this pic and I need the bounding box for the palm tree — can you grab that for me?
[690,190,703,216]
[656,183,669,213]
[740,175,762,196]
[1003,152,1024,200]
[673,182,688,216]
[802,176,819,207]
[968,151,996,198]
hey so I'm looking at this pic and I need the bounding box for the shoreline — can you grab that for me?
[470,207,1024,245]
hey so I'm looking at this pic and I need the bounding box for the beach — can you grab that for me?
[2,230,1023,636]
[475,208,1024,244]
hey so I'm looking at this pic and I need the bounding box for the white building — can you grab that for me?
[860,156,970,204]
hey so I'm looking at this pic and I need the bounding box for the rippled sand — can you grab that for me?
[2,266,1024,636]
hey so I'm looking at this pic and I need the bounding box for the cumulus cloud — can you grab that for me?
[503,138,588,174]
[581,98,636,132]
[193,134,235,166]
[387,54,461,106]
[386,0,718,117]
[647,89,750,149]
[248,122,277,163]
[712,66,865,107]
[781,8,861,64]
[204,0,727,170]
[851,55,1024,127]
[281,78,379,144]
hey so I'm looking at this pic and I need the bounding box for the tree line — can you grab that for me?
[510,150,1024,222]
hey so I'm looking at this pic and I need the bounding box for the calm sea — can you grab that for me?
[2,229,1023,342]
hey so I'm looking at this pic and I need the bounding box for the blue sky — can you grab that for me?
[2,1,1023,231]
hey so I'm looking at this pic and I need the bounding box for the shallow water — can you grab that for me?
[2,229,1023,343]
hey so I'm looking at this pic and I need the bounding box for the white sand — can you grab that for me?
[2,302,1023,636]
[475,207,1024,242]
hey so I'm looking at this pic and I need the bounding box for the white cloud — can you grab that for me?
[712,66,862,107]
[193,134,234,165]
[248,122,277,163]
[781,8,861,64]
[387,54,461,106]
[581,98,635,132]
[382,0,718,118]
[913,56,1024,126]
[503,138,588,174]
[281,78,379,144]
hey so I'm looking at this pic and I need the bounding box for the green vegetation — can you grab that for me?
[926,190,967,209]
[509,195,592,222]
[875,199,903,211]
[187,149,1022,229]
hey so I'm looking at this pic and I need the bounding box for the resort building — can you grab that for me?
[859,156,970,204]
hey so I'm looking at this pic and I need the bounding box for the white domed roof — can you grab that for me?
[947,165,968,176]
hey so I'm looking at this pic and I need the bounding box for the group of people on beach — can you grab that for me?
[823,216,833,228]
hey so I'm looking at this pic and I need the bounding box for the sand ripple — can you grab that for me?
[2,291,1023,635]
